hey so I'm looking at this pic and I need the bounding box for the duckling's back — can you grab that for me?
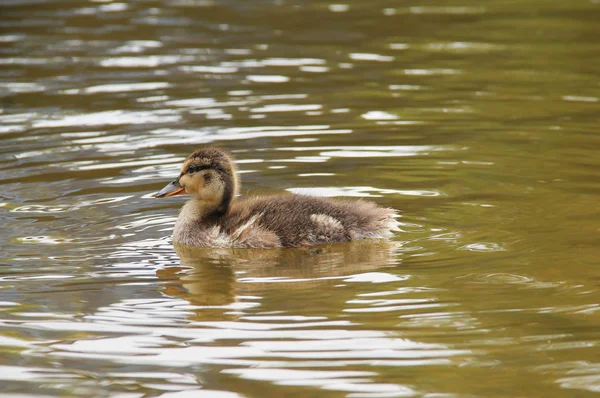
[224,194,399,247]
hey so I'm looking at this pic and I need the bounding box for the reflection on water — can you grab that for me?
[169,241,401,309]
[1,0,600,396]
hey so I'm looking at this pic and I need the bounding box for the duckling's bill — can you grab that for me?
[155,179,185,198]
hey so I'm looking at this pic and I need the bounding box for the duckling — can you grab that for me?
[155,147,400,248]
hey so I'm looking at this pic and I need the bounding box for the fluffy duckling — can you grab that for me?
[155,147,399,248]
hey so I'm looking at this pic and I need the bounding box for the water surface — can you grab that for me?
[1,0,600,397]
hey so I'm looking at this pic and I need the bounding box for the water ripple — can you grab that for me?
[2,0,599,397]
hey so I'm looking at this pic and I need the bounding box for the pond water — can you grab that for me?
[1,0,599,397]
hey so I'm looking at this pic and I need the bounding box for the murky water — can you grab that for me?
[1,0,600,396]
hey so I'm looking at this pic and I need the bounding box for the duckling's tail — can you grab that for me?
[372,208,401,238]
[347,202,401,240]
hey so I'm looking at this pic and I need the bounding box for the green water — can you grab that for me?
[1,0,599,397]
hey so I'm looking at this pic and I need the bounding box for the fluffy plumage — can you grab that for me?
[155,147,400,248]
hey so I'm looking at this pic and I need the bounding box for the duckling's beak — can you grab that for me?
[154,179,185,198]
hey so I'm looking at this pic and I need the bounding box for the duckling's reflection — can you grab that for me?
[158,241,400,320]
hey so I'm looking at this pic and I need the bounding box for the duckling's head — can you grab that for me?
[155,147,239,214]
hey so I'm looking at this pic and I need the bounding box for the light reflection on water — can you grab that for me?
[1,0,600,397]
[10,254,468,396]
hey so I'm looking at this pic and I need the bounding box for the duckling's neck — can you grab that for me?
[179,197,229,224]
